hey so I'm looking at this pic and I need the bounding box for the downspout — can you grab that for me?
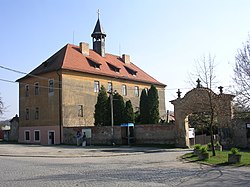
[56,70,62,144]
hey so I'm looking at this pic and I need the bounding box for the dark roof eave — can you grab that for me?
[16,69,61,82]
[16,67,166,87]
[62,68,166,87]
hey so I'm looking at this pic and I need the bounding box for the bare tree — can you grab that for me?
[233,36,250,111]
[194,54,217,156]
[0,95,4,116]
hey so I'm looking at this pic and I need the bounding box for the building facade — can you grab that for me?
[17,17,166,145]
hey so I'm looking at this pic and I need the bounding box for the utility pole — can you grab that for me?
[108,88,115,145]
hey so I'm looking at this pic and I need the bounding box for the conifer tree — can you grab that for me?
[113,93,125,125]
[139,89,149,124]
[94,86,108,126]
[124,100,135,123]
[148,85,159,124]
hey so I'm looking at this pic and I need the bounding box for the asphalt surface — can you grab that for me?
[0,143,249,187]
[0,143,188,158]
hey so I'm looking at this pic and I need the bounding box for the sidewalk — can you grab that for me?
[0,143,191,158]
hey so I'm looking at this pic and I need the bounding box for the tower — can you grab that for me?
[91,11,106,57]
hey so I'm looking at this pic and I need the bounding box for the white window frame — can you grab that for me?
[24,130,30,142]
[34,82,39,95]
[48,79,54,93]
[35,107,39,120]
[107,82,113,92]
[122,84,127,96]
[34,130,40,142]
[134,86,139,97]
[78,105,83,117]
[25,108,30,120]
[94,81,100,93]
[25,84,29,97]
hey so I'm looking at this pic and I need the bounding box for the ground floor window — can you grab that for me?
[34,130,40,142]
[24,130,30,141]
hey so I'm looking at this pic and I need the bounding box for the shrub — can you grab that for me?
[194,144,202,150]
[200,146,208,154]
[230,148,240,155]
[207,142,212,149]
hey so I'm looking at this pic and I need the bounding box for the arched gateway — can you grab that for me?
[171,80,235,147]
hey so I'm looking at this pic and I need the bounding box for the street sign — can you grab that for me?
[189,128,195,138]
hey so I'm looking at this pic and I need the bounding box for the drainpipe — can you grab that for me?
[56,70,62,144]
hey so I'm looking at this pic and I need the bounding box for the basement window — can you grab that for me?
[34,130,40,142]
[24,130,30,141]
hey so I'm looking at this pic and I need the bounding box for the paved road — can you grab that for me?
[0,144,249,186]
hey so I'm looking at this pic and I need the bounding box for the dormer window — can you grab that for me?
[87,58,101,69]
[107,62,120,73]
[124,66,137,76]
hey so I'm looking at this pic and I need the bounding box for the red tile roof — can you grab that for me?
[18,44,166,86]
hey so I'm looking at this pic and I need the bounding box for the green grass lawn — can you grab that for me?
[182,150,250,166]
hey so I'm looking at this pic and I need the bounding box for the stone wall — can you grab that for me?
[231,118,249,148]
[194,134,219,145]
[134,124,176,145]
[63,124,176,146]
[63,126,122,145]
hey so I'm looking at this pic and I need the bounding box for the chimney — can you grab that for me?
[79,42,89,56]
[122,54,130,64]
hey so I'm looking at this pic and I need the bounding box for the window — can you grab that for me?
[34,83,39,95]
[94,81,100,93]
[108,82,113,92]
[24,131,30,141]
[134,86,139,97]
[26,108,30,120]
[48,79,54,93]
[78,105,83,117]
[124,66,137,76]
[35,107,39,120]
[122,85,127,96]
[87,58,101,69]
[107,62,120,73]
[25,85,29,97]
[34,130,40,142]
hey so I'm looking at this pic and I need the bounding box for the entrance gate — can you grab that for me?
[171,80,235,147]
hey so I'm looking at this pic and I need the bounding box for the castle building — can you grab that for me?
[17,16,166,145]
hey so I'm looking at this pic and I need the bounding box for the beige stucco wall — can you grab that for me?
[18,69,166,144]
[61,70,166,127]
[19,71,60,128]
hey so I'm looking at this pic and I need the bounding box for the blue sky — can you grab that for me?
[1,0,250,120]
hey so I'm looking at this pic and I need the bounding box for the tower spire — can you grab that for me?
[91,10,106,57]
[97,9,100,19]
